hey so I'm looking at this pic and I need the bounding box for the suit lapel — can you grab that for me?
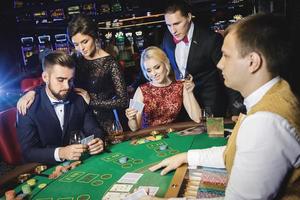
[164,33,182,79]
[187,24,202,72]
[41,87,62,127]
[62,102,71,138]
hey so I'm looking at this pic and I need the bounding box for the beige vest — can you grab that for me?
[224,79,300,199]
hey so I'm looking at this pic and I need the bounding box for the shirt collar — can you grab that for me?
[244,76,280,112]
[187,22,194,43]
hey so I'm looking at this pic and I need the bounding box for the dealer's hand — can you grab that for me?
[149,153,188,175]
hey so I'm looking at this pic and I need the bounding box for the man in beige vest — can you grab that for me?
[146,14,300,199]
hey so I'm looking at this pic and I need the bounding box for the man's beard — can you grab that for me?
[48,84,70,101]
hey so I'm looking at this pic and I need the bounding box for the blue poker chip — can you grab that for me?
[159,144,168,151]
[119,157,128,164]
[62,161,71,166]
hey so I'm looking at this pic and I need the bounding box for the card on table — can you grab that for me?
[137,186,159,196]
[118,172,143,184]
[102,191,128,200]
[81,134,94,145]
[123,189,148,200]
[110,184,133,192]
[176,126,205,136]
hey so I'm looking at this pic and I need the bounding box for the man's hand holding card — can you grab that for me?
[81,135,104,155]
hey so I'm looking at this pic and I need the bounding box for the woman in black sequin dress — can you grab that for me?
[67,14,128,134]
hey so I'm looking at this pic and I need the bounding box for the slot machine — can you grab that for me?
[67,5,80,17]
[135,30,145,53]
[20,36,36,67]
[49,8,65,22]
[38,35,53,52]
[54,34,70,54]
[33,10,48,24]
[82,3,97,16]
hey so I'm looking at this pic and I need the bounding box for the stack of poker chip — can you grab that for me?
[184,167,228,199]
[5,190,16,200]
[27,178,37,187]
[119,156,128,164]
[159,144,168,151]
[21,184,32,195]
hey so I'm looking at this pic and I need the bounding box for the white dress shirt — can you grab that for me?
[175,22,194,78]
[186,76,300,199]
[47,94,65,162]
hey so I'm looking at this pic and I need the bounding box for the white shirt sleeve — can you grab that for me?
[225,112,300,200]
[54,147,63,162]
[187,146,226,168]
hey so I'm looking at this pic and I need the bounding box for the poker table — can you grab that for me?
[6,121,231,199]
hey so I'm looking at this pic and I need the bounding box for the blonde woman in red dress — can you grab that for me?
[125,46,201,131]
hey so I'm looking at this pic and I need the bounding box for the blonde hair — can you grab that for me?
[140,46,173,81]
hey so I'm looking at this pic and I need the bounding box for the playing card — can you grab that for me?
[81,134,94,145]
[123,189,147,200]
[102,192,128,200]
[132,101,144,113]
[176,126,205,136]
[129,99,134,108]
[110,184,133,192]
[137,186,159,196]
[117,172,143,184]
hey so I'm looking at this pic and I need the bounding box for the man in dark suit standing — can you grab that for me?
[162,0,243,118]
[17,51,105,164]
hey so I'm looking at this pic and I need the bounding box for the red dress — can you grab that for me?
[140,81,183,128]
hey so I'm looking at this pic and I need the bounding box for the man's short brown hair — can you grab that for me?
[43,51,76,71]
[225,13,291,76]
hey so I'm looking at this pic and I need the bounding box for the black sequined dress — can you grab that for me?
[74,55,129,134]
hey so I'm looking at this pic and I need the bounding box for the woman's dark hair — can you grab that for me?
[67,14,98,41]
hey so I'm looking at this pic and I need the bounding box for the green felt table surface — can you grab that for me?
[12,132,227,199]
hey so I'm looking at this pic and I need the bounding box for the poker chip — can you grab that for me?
[21,184,31,194]
[159,144,168,151]
[34,165,47,174]
[16,193,27,200]
[155,135,163,140]
[70,160,82,169]
[119,156,128,164]
[17,173,31,183]
[62,161,71,166]
[26,178,36,186]
[38,183,47,189]
[5,189,16,200]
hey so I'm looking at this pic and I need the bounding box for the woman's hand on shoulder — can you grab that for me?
[74,88,90,104]
[17,90,36,115]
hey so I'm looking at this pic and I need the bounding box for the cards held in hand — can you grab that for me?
[129,99,144,113]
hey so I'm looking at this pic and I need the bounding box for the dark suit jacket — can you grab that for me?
[17,86,104,164]
[162,23,243,117]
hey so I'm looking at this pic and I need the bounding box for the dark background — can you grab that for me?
[0,0,299,94]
